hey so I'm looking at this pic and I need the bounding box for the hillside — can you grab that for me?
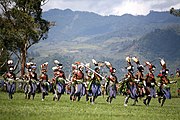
[29,9,180,78]
[126,27,180,74]
[136,28,180,59]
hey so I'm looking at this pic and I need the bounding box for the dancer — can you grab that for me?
[85,69,93,102]
[70,62,85,101]
[52,60,66,101]
[91,66,102,104]
[123,56,138,106]
[106,67,117,104]
[3,60,16,99]
[157,59,177,106]
[39,62,49,101]
[133,57,146,105]
[143,61,157,106]
[24,62,38,100]
[69,64,77,101]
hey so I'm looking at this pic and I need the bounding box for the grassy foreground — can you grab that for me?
[0,91,179,120]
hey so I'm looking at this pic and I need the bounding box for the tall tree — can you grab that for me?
[0,0,50,76]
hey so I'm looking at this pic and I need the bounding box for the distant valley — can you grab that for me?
[29,9,180,78]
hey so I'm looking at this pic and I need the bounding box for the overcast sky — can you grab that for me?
[42,0,180,16]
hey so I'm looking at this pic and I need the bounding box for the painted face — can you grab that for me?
[57,71,60,75]
[42,69,46,73]
[138,65,144,72]
[32,69,36,72]
[152,67,156,73]
[28,69,32,72]
[9,67,14,71]
[113,68,116,73]
[95,68,100,73]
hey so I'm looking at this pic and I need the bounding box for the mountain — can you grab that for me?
[29,9,180,78]
[127,27,180,72]
[136,28,180,59]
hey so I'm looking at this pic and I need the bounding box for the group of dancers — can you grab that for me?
[120,57,177,106]
[1,57,177,107]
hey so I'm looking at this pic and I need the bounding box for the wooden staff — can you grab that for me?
[81,63,105,79]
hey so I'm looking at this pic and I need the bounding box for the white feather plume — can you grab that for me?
[105,61,112,68]
[160,59,166,66]
[126,56,131,63]
[105,61,111,66]
[92,59,97,65]
[145,61,151,66]
[54,60,60,64]
[44,62,48,65]
[132,57,139,63]
[26,62,31,66]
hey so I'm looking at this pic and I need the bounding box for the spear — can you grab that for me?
[81,63,105,79]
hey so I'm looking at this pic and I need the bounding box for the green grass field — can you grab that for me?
[0,90,179,120]
[0,77,179,120]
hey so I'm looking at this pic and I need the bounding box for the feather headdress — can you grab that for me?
[132,56,140,65]
[160,59,166,69]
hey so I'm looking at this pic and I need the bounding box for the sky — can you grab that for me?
[42,0,180,16]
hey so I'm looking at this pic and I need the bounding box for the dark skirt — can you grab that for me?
[157,85,171,99]
[91,83,101,97]
[40,82,49,93]
[70,85,75,96]
[150,87,156,98]
[129,85,138,99]
[108,84,116,98]
[75,83,86,97]
[56,82,65,94]
[24,82,37,94]
[7,82,16,94]
[24,83,31,94]
[162,88,171,99]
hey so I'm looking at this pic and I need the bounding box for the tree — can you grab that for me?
[0,48,8,75]
[170,7,180,17]
[0,0,50,76]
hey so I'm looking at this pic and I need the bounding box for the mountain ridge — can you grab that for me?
[29,8,180,78]
[42,9,180,42]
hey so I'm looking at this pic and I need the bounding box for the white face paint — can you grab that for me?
[9,68,14,71]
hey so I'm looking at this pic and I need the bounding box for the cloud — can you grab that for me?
[112,1,150,15]
[42,0,180,16]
